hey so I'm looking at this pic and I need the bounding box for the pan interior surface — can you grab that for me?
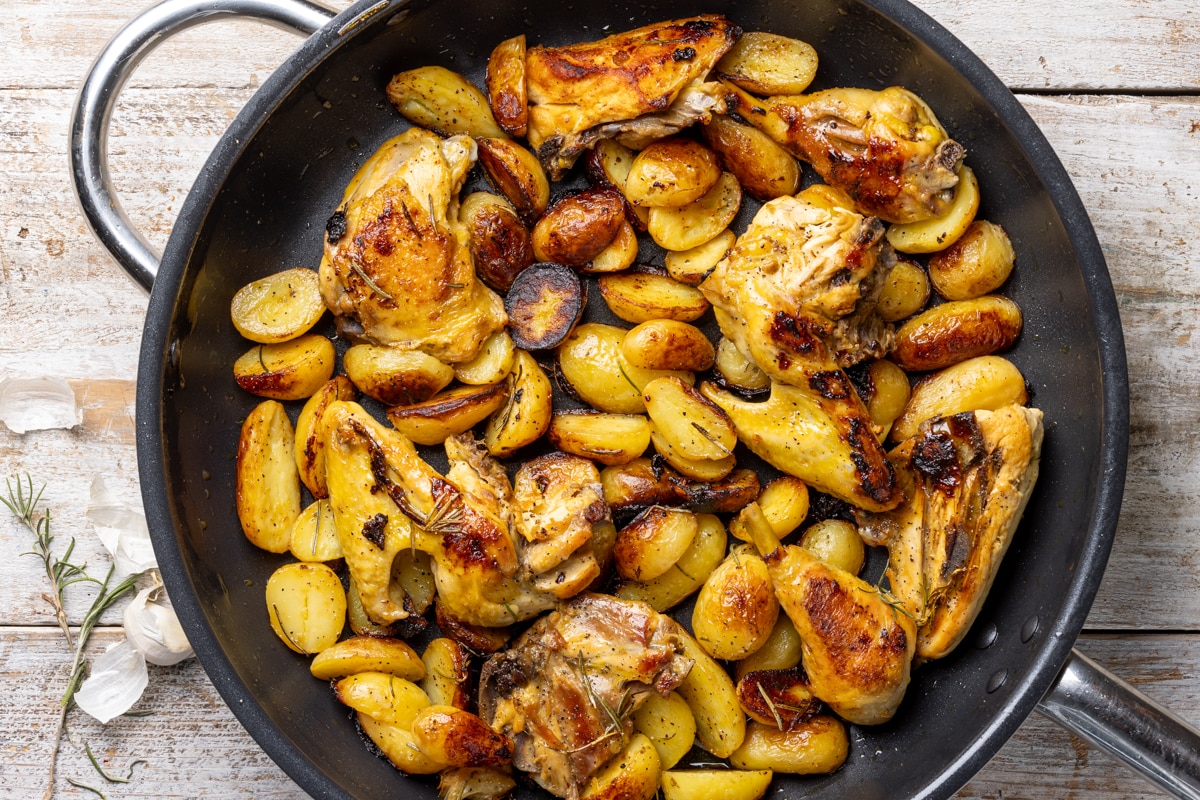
[138,1,1127,798]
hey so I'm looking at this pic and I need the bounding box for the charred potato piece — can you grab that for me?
[310,636,426,682]
[876,257,932,323]
[483,350,552,457]
[692,546,779,660]
[454,330,517,386]
[929,220,1016,300]
[643,376,737,461]
[548,410,652,466]
[601,457,758,514]
[886,165,980,254]
[616,513,727,612]
[702,115,801,201]
[622,320,715,372]
[715,31,819,95]
[556,323,693,415]
[411,705,514,768]
[477,137,550,225]
[460,191,534,293]
[486,34,527,137]
[664,228,735,286]
[891,295,1023,372]
[632,691,697,770]
[648,171,743,251]
[714,337,771,394]
[386,382,509,446]
[435,604,513,654]
[289,499,342,563]
[799,519,866,575]
[891,355,1028,442]
[598,265,710,324]
[358,714,445,775]
[342,345,455,406]
[737,667,820,728]
[625,138,722,209]
[662,769,773,800]
[294,375,356,499]
[230,267,324,344]
[266,561,347,655]
[532,187,625,266]
[730,717,849,775]
[614,506,699,582]
[237,400,301,553]
[387,66,506,139]
[233,334,335,401]
[583,219,639,274]
[504,263,585,351]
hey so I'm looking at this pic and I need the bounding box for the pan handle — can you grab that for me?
[1038,647,1200,798]
[70,0,337,293]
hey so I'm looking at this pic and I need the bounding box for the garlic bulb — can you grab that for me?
[124,578,194,666]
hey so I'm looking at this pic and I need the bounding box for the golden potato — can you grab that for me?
[616,513,727,611]
[648,171,742,251]
[632,691,696,770]
[420,638,471,710]
[662,769,773,800]
[598,266,710,324]
[310,636,426,681]
[394,549,436,615]
[230,267,324,344]
[876,258,931,323]
[532,187,625,266]
[556,323,692,415]
[625,138,722,208]
[891,355,1028,442]
[664,228,736,286]
[891,295,1023,372]
[237,400,301,553]
[266,562,347,655]
[886,165,980,254]
[411,705,514,768]
[453,330,516,386]
[735,615,802,680]
[484,349,552,456]
[586,137,638,191]
[485,34,527,137]
[614,506,699,582]
[929,220,1016,300]
[702,115,801,201]
[477,137,550,224]
[692,547,779,660]
[289,500,342,563]
[336,672,429,726]
[459,191,533,293]
[342,345,454,406]
[358,714,445,775]
[580,734,660,800]
[674,625,746,758]
[736,667,819,729]
[584,219,639,274]
[622,320,715,372]
[347,578,392,638]
[386,382,509,446]
[714,337,770,393]
[233,334,335,401]
[731,476,810,543]
[649,423,737,482]
[730,717,849,775]
[799,519,865,575]
[548,410,651,466]
[294,376,356,499]
[643,376,736,461]
[716,31,819,95]
[864,359,912,431]
[387,66,506,139]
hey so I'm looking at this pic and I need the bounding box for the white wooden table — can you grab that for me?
[1,0,1198,797]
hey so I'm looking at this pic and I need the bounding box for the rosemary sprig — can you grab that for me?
[84,742,147,784]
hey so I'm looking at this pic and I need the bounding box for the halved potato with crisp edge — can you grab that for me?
[716,31,819,95]
[622,320,715,372]
[237,399,301,553]
[387,66,506,139]
[386,382,509,445]
[625,138,722,208]
[230,267,324,343]
[532,187,625,266]
[293,375,356,499]
[505,263,585,350]
[614,506,699,582]
[486,34,527,137]
[662,769,773,800]
[648,171,742,251]
[477,137,550,224]
[342,345,454,406]
[598,265,710,324]
[310,636,426,681]
[233,334,335,401]
[460,191,534,293]
[548,410,651,466]
[702,115,801,201]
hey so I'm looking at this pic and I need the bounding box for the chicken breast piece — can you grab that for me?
[526,16,741,178]
[319,128,506,362]
[478,594,693,800]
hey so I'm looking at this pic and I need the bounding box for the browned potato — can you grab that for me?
[310,636,426,682]
[891,295,1023,372]
[876,257,931,323]
[614,506,699,581]
[385,382,509,446]
[336,672,430,726]
[616,513,727,612]
[729,476,810,543]
[237,400,301,553]
[421,638,471,710]
[598,265,710,324]
[460,191,533,293]
[886,165,980,254]
[233,334,335,401]
[692,547,778,660]
[662,769,772,800]
[736,615,802,679]
[863,359,911,431]
[580,734,660,800]
[929,220,1016,300]
[648,172,743,251]
[294,375,356,499]
[483,350,552,457]
[230,267,324,344]
[342,345,455,406]
[486,34,527,137]
[556,323,693,415]
[891,355,1028,442]
[644,376,737,462]
[453,330,516,386]
[411,706,514,768]
[664,229,736,286]
[730,717,849,774]
[477,137,550,224]
[702,116,801,201]
[386,66,506,139]
[548,410,651,466]
[583,219,639,274]
[532,188,625,266]
[586,137,637,190]
[737,667,820,728]
[716,32,819,95]
[625,138,722,208]
[622,320,715,372]
[714,338,771,394]
[357,714,444,775]
[504,263,585,350]
[601,457,759,514]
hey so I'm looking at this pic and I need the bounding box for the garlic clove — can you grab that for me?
[74,639,149,724]
[124,578,194,666]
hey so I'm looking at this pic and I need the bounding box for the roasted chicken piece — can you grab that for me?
[525,16,741,178]
[478,594,693,800]
[319,128,506,363]
[859,404,1044,661]
[723,82,966,223]
[699,185,899,511]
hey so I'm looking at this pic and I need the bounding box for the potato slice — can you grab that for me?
[650,422,737,482]
[336,672,430,726]
[674,624,746,758]
[548,410,651,466]
[886,165,980,254]
[662,769,773,800]
[929,220,1016,300]
[347,578,393,638]
[237,400,301,553]
[420,638,471,710]
[714,337,770,393]
[643,376,737,462]
[477,136,550,224]
[730,717,849,775]
[664,228,735,286]
[891,355,1028,442]
[625,138,721,208]
[616,513,727,611]
[460,191,533,293]
[233,334,335,401]
[598,266,710,324]
[632,691,696,770]
[504,263,585,350]
[394,549,436,615]
[864,358,911,431]
[622,320,715,372]
[310,636,426,681]
[876,257,931,323]
[532,188,625,266]
[454,330,517,386]
[702,115,801,201]
[266,562,346,654]
[556,323,692,415]
[294,375,356,499]
[614,506,699,582]
[230,267,324,344]
[486,34,527,137]
[386,382,509,446]
[716,31,819,95]
[891,295,1023,372]
[343,345,455,406]
[484,350,552,456]
[580,734,660,800]
[799,519,865,575]
[387,66,506,139]
[289,499,342,563]
[358,714,445,775]
[648,171,743,251]
[692,547,779,660]
[583,219,639,274]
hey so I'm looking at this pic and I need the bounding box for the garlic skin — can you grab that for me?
[74,639,148,724]
[88,475,157,579]
[0,373,81,433]
[124,579,194,666]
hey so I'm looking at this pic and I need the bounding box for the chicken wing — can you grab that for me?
[319,128,506,362]
[525,16,741,178]
[723,82,965,224]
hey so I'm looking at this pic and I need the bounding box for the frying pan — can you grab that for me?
[70,0,1200,797]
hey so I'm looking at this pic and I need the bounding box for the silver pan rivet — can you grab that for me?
[1020,615,1039,643]
[986,669,1008,693]
[974,622,998,649]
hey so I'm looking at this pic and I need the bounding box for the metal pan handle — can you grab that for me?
[1039,647,1200,798]
[69,0,337,293]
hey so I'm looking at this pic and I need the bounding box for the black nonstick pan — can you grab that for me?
[70,0,1200,797]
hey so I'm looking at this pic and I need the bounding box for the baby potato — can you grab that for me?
[294,375,356,499]
[386,382,509,446]
[548,410,651,466]
[336,672,430,726]
[891,295,1023,372]
[580,734,660,800]
[799,519,866,575]
[504,262,585,351]
[735,615,802,680]
[876,258,931,323]
[731,476,810,543]
[411,706,514,768]
[650,423,737,482]
[486,34,527,137]
[702,115,801,201]
[886,165,980,254]
[586,137,638,191]
[649,171,742,251]
[237,400,301,553]
[420,638,471,710]
[477,137,550,224]
[387,65,506,139]
[622,320,715,372]
[289,499,342,563]
[394,549,436,615]
[632,691,696,770]
[310,636,426,682]
[692,547,779,661]
[674,625,746,758]
[230,267,324,343]
[583,219,639,274]
[556,323,693,415]
[662,769,773,800]
[484,350,552,457]
[891,355,1028,442]
[532,187,625,266]
[643,376,737,462]
[716,31,819,95]
[664,228,735,286]
[460,191,533,293]
[730,717,849,775]
[598,266,711,324]
[233,334,335,401]
[347,578,393,638]
[714,337,771,393]
[863,359,912,433]
[266,561,347,655]
[343,345,455,406]
[737,667,820,729]
[929,220,1017,300]
[625,138,722,208]
[614,506,699,582]
[617,513,727,611]
[454,330,516,386]
[358,714,445,775]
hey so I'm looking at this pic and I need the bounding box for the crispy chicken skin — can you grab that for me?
[724,82,965,224]
[478,594,693,800]
[526,16,741,178]
[699,185,899,511]
[319,128,506,362]
[860,405,1044,661]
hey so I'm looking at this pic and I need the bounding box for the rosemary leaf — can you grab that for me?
[65,778,108,799]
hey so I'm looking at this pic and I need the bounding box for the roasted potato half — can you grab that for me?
[891,355,1029,442]
[692,546,779,660]
[460,191,534,293]
[580,734,660,800]
[616,513,727,612]
[556,323,693,415]
[358,714,445,775]
[289,499,342,563]
[532,187,625,266]
[266,561,347,655]
[799,519,866,575]
[674,624,746,758]
[294,375,356,499]
[394,549,436,615]
[625,138,722,208]
[632,690,696,770]
[648,171,743,251]
[477,137,550,225]
[420,638,472,710]
[886,165,980,254]
[614,506,699,582]
[702,115,801,201]
[649,422,737,482]
[714,337,771,394]
[411,706,514,768]
[342,345,455,406]
[716,31,819,95]
[237,399,301,553]
[736,615,803,680]
[622,320,715,372]
[485,34,527,137]
[863,358,912,432]
[601,458,758,515]
[929,220,1017,300]
[730,476,810,543]
[586,138,637,191]
[891,295,1023,372]
[730,717,849,775]
[583,219,639,274]
[598,265,711,324]
[664,228,735,286]
[230,267,324,344]
[504,262,585,351]
[454,330,517,386]
[386,382,509,446]
[643,376,737,462]
[737,667,820,729]
[233,334,336,401]
[662,769,773,800]
[337,672,430,727]
[548,410,651,466]
[484,350,552,457]
[310,636,426,682]
[876,257,932,323]
[387,65,506,139]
